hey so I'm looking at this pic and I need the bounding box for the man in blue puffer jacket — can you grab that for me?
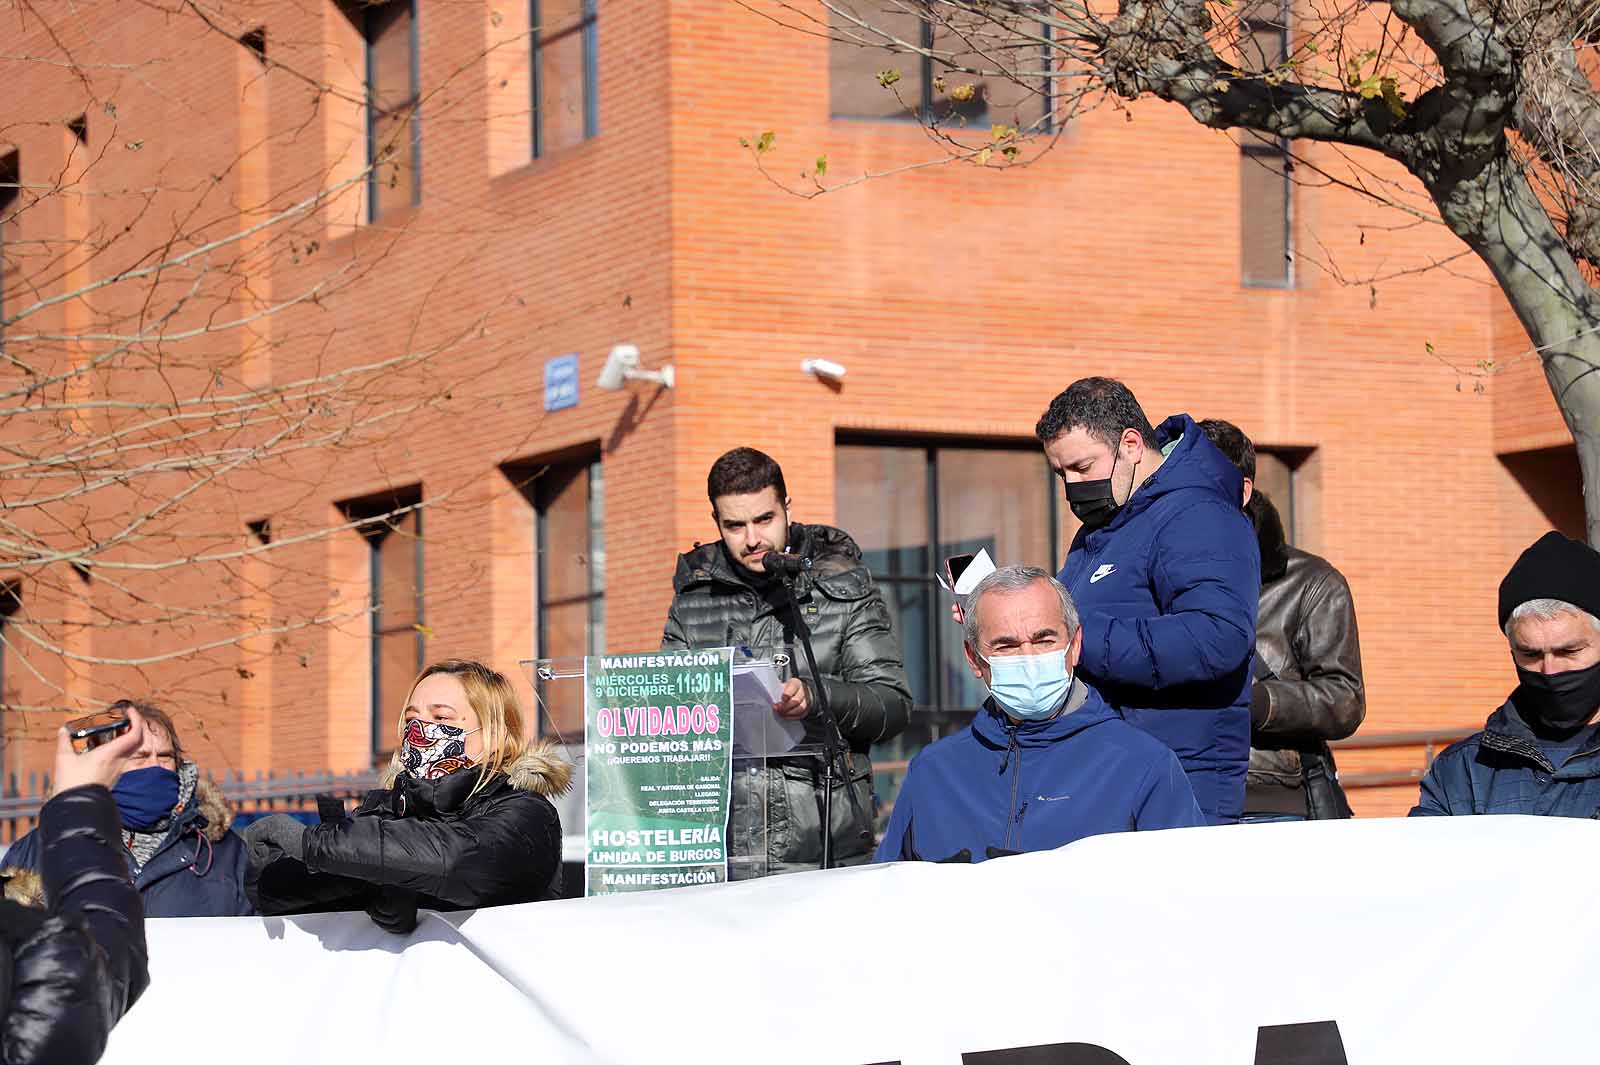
[1038,378,1259,824]
[876,566,1203,863]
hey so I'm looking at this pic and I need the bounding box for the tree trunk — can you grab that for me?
[1432,155,1600,545]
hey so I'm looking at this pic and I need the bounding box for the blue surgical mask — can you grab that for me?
[111,766,181,831]
[982,650,1073,721]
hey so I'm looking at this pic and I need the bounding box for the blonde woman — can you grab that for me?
[244,659,573,932]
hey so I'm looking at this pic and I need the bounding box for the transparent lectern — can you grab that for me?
[521,647,828,885]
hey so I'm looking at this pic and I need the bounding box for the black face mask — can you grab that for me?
[1064,449,1126,531]
[1515,661,1600,732]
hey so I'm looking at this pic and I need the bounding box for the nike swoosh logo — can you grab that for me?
[1090,564,1115,583]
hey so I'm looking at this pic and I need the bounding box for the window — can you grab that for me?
[534,457,604,740]
[836,441,1063,709]
[1255,448,1309,543]
[1500,446,1586,542]
[1239,0,1291,287]
[828,3,1052,131]
[0,581,17,704]
[362,0,420,220]
[238,26,267,61]
[0,582,18,776]
[342,491,424,758]
[532,0,598,158]
[0,148,18,331]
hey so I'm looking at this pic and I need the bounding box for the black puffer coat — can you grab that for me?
[661,523,912,874]
[247,741,571,924]
[1246,492,1366,817]
[0,785,147,1065]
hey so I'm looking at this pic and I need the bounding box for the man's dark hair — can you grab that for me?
[107,698,184,766]
[1197,418,1256,481]
[1034,377,1159,449]
[707,447,787,505]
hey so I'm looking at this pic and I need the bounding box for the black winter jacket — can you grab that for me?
[661,523,912,874]
[247,742,571,925]
[0,786,147,1065]
[3,774,252,918]
[1246,492,1366,816]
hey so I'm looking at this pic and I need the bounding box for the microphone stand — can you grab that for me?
[775,567,840,871]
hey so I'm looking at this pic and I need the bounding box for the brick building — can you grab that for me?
[0,0,1580,819]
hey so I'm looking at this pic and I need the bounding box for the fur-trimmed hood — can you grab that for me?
[379,738,574,797]
[504,739,575,797]
[190,775,236,842]
[0,867,43,908]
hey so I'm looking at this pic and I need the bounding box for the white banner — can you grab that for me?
[103,816,1593,1064]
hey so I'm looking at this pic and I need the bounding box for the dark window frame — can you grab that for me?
[362,0,422,222]
[830,15,1055,133]
[0,582,20,776]
[0,148,19,334]
[1256,445,1311,543]
[0,582,17,689]
[370,508,423,758]
[341,490,425,759]
[531,0,600,160]
[1240,0,1292,288]
[507,449,604,742]
[836,432,1064,713]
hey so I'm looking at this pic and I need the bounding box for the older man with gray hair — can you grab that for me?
[874,565,1203,864]
[1413,531,1600,817]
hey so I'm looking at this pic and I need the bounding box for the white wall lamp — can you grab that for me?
[597,343,675,391]
[801,358,846,382]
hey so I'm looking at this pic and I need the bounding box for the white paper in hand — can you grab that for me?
[732,659,805,756]
[936,547,997,597]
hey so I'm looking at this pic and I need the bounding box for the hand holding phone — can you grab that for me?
[944,553,977,589]
[944,553,980,626]
[65,710,131,754]
[54,709,148,794]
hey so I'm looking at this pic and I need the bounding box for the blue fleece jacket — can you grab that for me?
[1056,414,1259,825]
[873,681,1204,863]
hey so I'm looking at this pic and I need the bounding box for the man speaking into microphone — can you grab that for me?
[661,447,911,874]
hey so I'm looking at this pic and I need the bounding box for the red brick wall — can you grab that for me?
[0,1,1585,820]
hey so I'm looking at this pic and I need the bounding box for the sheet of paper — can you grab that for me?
[731,659,805,756]
[935,547,997,596]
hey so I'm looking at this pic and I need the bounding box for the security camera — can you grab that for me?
[597,344,674,391]
[801,358,846,382]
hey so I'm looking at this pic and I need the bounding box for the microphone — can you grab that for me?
[761,551,811,577]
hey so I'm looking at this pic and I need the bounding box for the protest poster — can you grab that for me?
[583,647,733,896]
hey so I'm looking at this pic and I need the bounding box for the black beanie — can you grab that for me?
[1498,531,1600,630]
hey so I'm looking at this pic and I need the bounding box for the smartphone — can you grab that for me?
[944,553,977,588]
[66,711,130,754]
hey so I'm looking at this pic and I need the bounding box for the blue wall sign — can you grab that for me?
[544,353,579,412]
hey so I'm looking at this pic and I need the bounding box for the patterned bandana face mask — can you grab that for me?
[400,719,480,781]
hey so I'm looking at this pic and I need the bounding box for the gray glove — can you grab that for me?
[243,813,307,863]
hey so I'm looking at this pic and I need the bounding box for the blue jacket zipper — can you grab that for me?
[1002,726,1023,850]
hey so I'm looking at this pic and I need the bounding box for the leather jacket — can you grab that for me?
[661,523,912,874]
[1247,492,1366,816]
